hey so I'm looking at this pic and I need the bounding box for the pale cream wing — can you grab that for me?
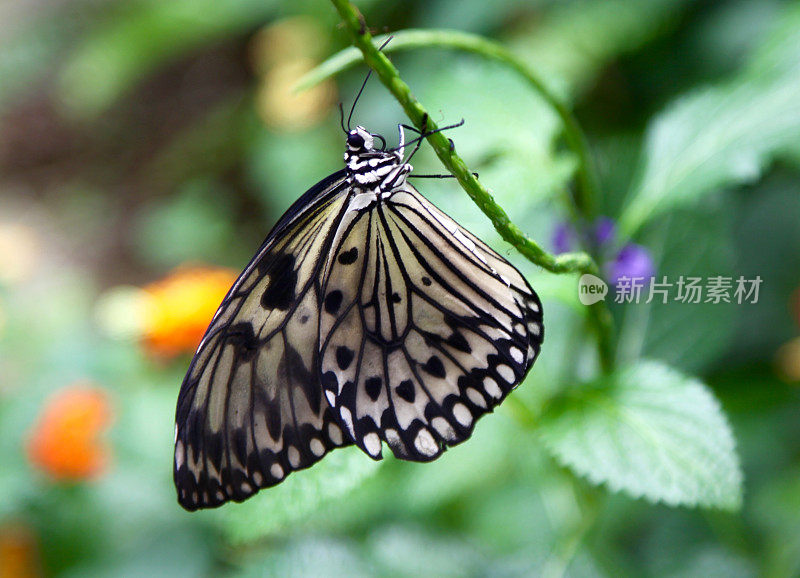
[318,184,543,462]
[174,172,353,510]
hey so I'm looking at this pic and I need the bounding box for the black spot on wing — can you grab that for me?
[225,323,260,361]
[260,254,297,310]
[338,247,359,265]
[336,346,355,370]
[324,290,344,314]
[281,345,321,415]
[365,376,382,401]
[395,379,415,403]
[446,331,471,353]
[422,355,446,378]
[232,428,249,466]
[266,399,282,440]
[321,371,339,393]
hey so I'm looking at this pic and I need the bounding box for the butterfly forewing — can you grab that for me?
[174,172,353,511]
[318,184,543,462]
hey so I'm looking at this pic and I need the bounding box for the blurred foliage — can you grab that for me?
[1,0,800,577]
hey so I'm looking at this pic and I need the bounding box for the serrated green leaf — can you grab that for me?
[211,446,381,544]
[619,3,800,235]
[539,361,742,510]
[619,76,800,235]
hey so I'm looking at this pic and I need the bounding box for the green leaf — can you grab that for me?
[507,0,690,98]
[619,77,800,235]
[615,200,736,373]
[618,3,800,235]
[212,446,381,543]
[539,361,742,510]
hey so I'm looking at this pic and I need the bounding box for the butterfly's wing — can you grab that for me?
[174,171,354,511]
[318,184,543,461]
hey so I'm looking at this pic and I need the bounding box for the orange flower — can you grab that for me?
[27,384,113,481]
[141,266,236,358]
[0,521,41,578]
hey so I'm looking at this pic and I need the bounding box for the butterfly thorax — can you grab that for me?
[344,126,412,198]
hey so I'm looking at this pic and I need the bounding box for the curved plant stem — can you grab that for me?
[297,28,599,219]
[328,0,614,373]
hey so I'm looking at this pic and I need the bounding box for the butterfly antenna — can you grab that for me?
[338,102,347,133]
[390,119,465,154]
[346,36,394,131]
[347,69,371,131]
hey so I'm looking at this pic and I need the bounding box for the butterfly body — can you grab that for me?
[174,122,543,511]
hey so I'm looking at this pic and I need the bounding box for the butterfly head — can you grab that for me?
[344,124,410,194]
[346,126,375,152]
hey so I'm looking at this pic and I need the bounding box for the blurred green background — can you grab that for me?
[1,0,800,576]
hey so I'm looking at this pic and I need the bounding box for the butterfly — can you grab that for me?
[173,93,544,511]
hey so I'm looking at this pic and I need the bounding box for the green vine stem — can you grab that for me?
[327,0,614,373]
[297,28,599,220]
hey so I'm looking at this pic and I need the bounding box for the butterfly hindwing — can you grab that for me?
[318,184,543,462]
[174,172,353,510]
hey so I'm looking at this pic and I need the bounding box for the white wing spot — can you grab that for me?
[432,417,456,442]
[510,347,524,364]
[325,390,336,406]
[363,432,381,456]
[497,364,515,383]
[240,481,253,494]
[528,321,541,336]
[340,406,355,437]
[270,463,284,480]
[466,388,487,409]
[514,322,526,336]
[384,428,402,450]
[252,471,263,486]
[216,490,224,501]
[310,437,325,457]
[328,422,343,445]
[452,403,473,427]
[175,441,185,468]
[288,446,300,468]
[414,429,439,457]
[484,377,502,399]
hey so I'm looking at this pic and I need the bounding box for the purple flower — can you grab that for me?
[552,223,577,254]
[607,243,655,286]
[593,217,616,246]
[552,217,655,287]
[552,216,617,254]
